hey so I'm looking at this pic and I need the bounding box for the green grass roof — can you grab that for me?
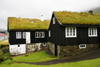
[54,11,100,25]
[8,17,50,30]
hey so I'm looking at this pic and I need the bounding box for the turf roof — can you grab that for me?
[8,17,50,30]
[54,11,100,25]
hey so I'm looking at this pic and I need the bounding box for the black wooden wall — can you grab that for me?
[48,13,99,46]
[9,31,26,45]
[9,30,48,45]
[31,31,48,43]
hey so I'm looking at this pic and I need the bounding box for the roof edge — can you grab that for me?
[53,12,62,25]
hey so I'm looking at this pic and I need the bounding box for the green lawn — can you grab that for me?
[0,58,100,67]
[0,39,9,46]
[13,51,59,62]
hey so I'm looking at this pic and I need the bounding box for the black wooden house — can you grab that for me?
[48,11,100,57]
[8,17,50,55]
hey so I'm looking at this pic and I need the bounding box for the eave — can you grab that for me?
[62,24,100,27]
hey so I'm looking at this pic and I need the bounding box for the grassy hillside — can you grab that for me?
[92,7,100,14]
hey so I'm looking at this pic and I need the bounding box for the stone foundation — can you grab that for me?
[48,42,55,54]
[47,42,99,57]
[59,44,99,57]
[26,43,48,53]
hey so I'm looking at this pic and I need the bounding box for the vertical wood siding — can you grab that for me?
[48,13,99,46]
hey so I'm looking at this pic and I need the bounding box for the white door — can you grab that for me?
[26,32,31,44]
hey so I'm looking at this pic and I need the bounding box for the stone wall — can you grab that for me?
[59,44,99,57]
[48,42,55,54]
[26,43,48,53]
[47,42,99,57]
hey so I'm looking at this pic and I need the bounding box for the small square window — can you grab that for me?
[65,27,76,38]
[35,32,45,38]
[16,32,21,39]
[88,28,97,37]
[79,44,86,49]
[43,43,46,46]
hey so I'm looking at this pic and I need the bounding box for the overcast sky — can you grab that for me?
[0,0,100,31]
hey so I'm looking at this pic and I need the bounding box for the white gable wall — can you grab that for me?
[9,44,26,55]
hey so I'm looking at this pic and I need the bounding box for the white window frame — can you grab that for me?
[23,32,26,39]
[35,32,39,38]
[43,43,46,46]
[49,30,51,37]
[88,28,97,37]
[65,27,77,38]
[79,44,86,49]
[16,32,21,39]
[53,17,55,24]
[41,32,45,38]
[35,32,45,38]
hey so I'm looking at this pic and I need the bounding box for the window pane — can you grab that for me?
[35,32,38,38]
[73,28,75,36]
[92,29,93,35]
[23,32,26,38]
[94,28,96,35]
[70,28,72,36]
[42,32,45,38]
[38,32,40,38]
[19,32,21,38]
[67,28,69,36]
[89,29,91,35]
[17,32,18,38]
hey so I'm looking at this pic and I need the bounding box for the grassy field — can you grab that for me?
[0,58,100,67]
[13,51,59,62]
[0,39,9,46]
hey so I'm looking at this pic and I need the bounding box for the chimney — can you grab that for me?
[88,10,93,15]
[40,15,44,21]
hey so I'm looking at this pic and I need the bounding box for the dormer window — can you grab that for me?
[53,17,55,24]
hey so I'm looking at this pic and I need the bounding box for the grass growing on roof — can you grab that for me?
[54,11,100,25]
[0,58,100,67]
[8,17,50,30]
[13,51,58,62]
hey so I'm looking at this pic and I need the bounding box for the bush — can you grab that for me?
[1,58,14,64]
[0,45,9,48]
[0,47,11,63]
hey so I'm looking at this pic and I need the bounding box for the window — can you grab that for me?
[41,32,45,38]
[49,30,51,37]
[88,28,97,37]
[53,17,55,24]
[23,32,26,39]
[35,32,45,38]
[79,44,86,49]
[16,32,21,39]
[43,43,46,46]
[65,27,76,37]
